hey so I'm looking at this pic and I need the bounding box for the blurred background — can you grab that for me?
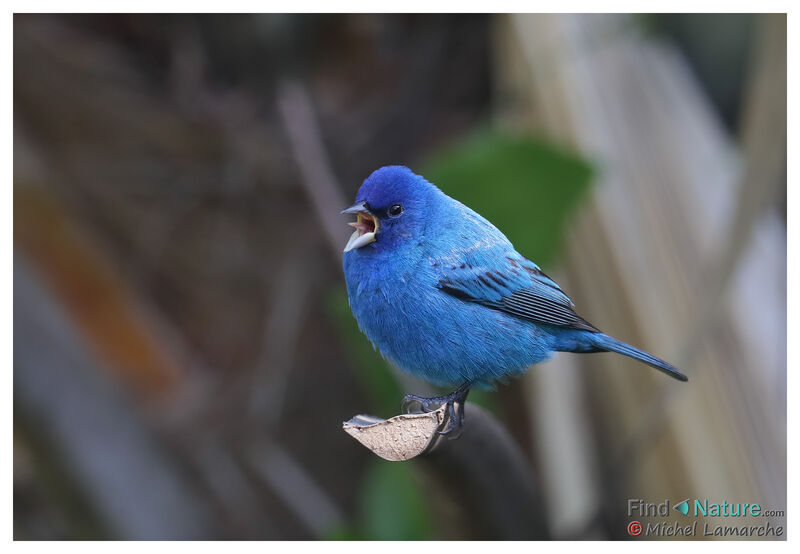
[13,13,786,540]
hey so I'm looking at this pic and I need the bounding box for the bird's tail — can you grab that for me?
[587,333,688,382]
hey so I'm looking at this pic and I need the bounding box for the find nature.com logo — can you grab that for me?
[626,498,784,538]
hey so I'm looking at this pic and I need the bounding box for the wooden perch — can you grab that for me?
[344,402,550,539]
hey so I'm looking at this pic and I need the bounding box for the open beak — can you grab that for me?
[341,202,379,252]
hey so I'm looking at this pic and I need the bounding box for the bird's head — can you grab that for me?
[342,166,435,254]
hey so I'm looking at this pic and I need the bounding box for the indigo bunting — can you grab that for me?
[342,166,687,434]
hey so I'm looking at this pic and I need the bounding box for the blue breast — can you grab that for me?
[343,248,555,388]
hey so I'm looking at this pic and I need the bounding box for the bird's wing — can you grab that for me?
[435,250,599,333]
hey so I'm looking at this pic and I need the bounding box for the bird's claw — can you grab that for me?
[436,401,463,438]
[400,382,471,440]
[401,393,441,414]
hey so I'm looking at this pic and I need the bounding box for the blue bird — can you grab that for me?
[342,166,687,435]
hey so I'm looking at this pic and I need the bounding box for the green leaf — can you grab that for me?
[359,460,432,540]
[424,131,594,268]
[323,524,361,541]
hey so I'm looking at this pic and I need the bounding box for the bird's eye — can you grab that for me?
[389,204,403,217]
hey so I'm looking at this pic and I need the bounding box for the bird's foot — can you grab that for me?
[401,381,471,439]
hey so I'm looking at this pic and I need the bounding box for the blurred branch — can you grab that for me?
[14,256,216,540]
[614,13,786,511]
[248,255,314,425]
[344,403,550,539]
[246,440,344,538]
[276,77,433,397]
[277,80,351,259]
[420,403,550,539]
[192,439,278,539]
[677,13,787,368]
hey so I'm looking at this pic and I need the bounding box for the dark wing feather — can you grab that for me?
[479,288,599,332]
[436,254,599,333]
